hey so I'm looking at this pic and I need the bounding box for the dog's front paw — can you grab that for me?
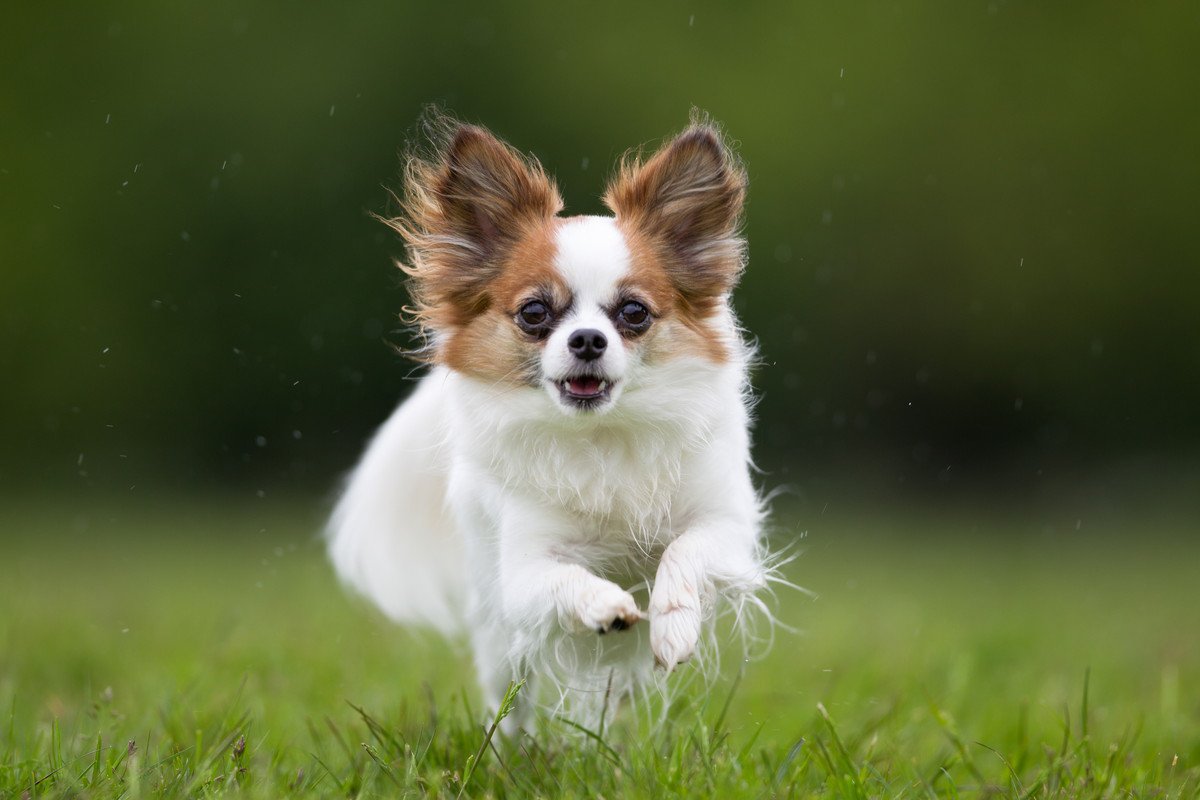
[650,604,701,672]
[649,573,703,671]
[575,580,642,634]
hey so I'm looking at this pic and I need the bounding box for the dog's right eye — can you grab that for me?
[516,301,551,334]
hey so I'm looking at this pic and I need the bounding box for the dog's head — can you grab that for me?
[386,113,747,416]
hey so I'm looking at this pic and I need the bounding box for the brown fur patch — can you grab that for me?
[603,114,747,329]
[617,221,729,363]
[440,218,570,384]
[377,113,563,357]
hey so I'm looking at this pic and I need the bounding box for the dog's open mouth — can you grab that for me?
[555,375,615,408]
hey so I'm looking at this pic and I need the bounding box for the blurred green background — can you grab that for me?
[2,6,1199,794]
[2,1,1198,513]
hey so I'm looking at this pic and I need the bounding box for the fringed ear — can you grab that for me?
[380,113,563,340]
[604,115,747,308]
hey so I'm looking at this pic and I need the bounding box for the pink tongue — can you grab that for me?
[569,377,602,395]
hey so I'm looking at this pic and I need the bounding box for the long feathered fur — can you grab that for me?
[376,110,563,354]
[604,110,748,316]
[330,112,782,732]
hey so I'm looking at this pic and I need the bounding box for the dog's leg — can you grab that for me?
[505,556,642,635]
[497,501,642,637]
[649,517,764,671]
[469,624,536,736]
[470,623,520,724]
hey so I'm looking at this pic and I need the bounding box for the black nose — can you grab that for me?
[567,328,607,361]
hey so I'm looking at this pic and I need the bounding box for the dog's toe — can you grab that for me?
[577,581,642,634]
[596,610,640,634]
[650,605,701,672]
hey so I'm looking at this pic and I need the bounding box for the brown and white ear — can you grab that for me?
[604,119,747,305]
[430,124,562,257]
[383,119,562,334]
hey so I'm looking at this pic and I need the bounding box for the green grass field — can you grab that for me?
[1,499,1197,798]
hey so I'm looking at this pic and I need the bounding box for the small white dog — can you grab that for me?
[327,112,769,728]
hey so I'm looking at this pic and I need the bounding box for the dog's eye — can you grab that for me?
[516,301,551,333]
[616,301,651,332]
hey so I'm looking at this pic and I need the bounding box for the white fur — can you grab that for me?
[327,217,767,730]
[540,217,632,411]
[553,216,630,303]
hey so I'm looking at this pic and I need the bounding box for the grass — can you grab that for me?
[0,496,1197,798]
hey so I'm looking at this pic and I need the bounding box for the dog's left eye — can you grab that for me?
[616,301,651,332]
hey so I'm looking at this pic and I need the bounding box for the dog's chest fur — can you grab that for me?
[508,423,697,526]
[454,405,713,554]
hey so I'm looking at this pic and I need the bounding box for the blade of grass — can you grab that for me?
[554,716,621,766]
[457,679,522,799]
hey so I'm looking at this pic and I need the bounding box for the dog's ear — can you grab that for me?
[382,117,562,333]
[431,124,562,256]
[604,116,747,304]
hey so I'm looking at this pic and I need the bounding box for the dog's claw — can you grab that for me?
[578,582,641,634]
[654,650,691,672]
[597,609,643,633]
[597,610,639,635]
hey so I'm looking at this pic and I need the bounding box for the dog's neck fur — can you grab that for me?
[448,338,747,538]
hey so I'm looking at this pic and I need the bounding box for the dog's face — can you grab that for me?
[388,118,746,416]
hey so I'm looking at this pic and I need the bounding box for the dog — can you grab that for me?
[327,111,770,729]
